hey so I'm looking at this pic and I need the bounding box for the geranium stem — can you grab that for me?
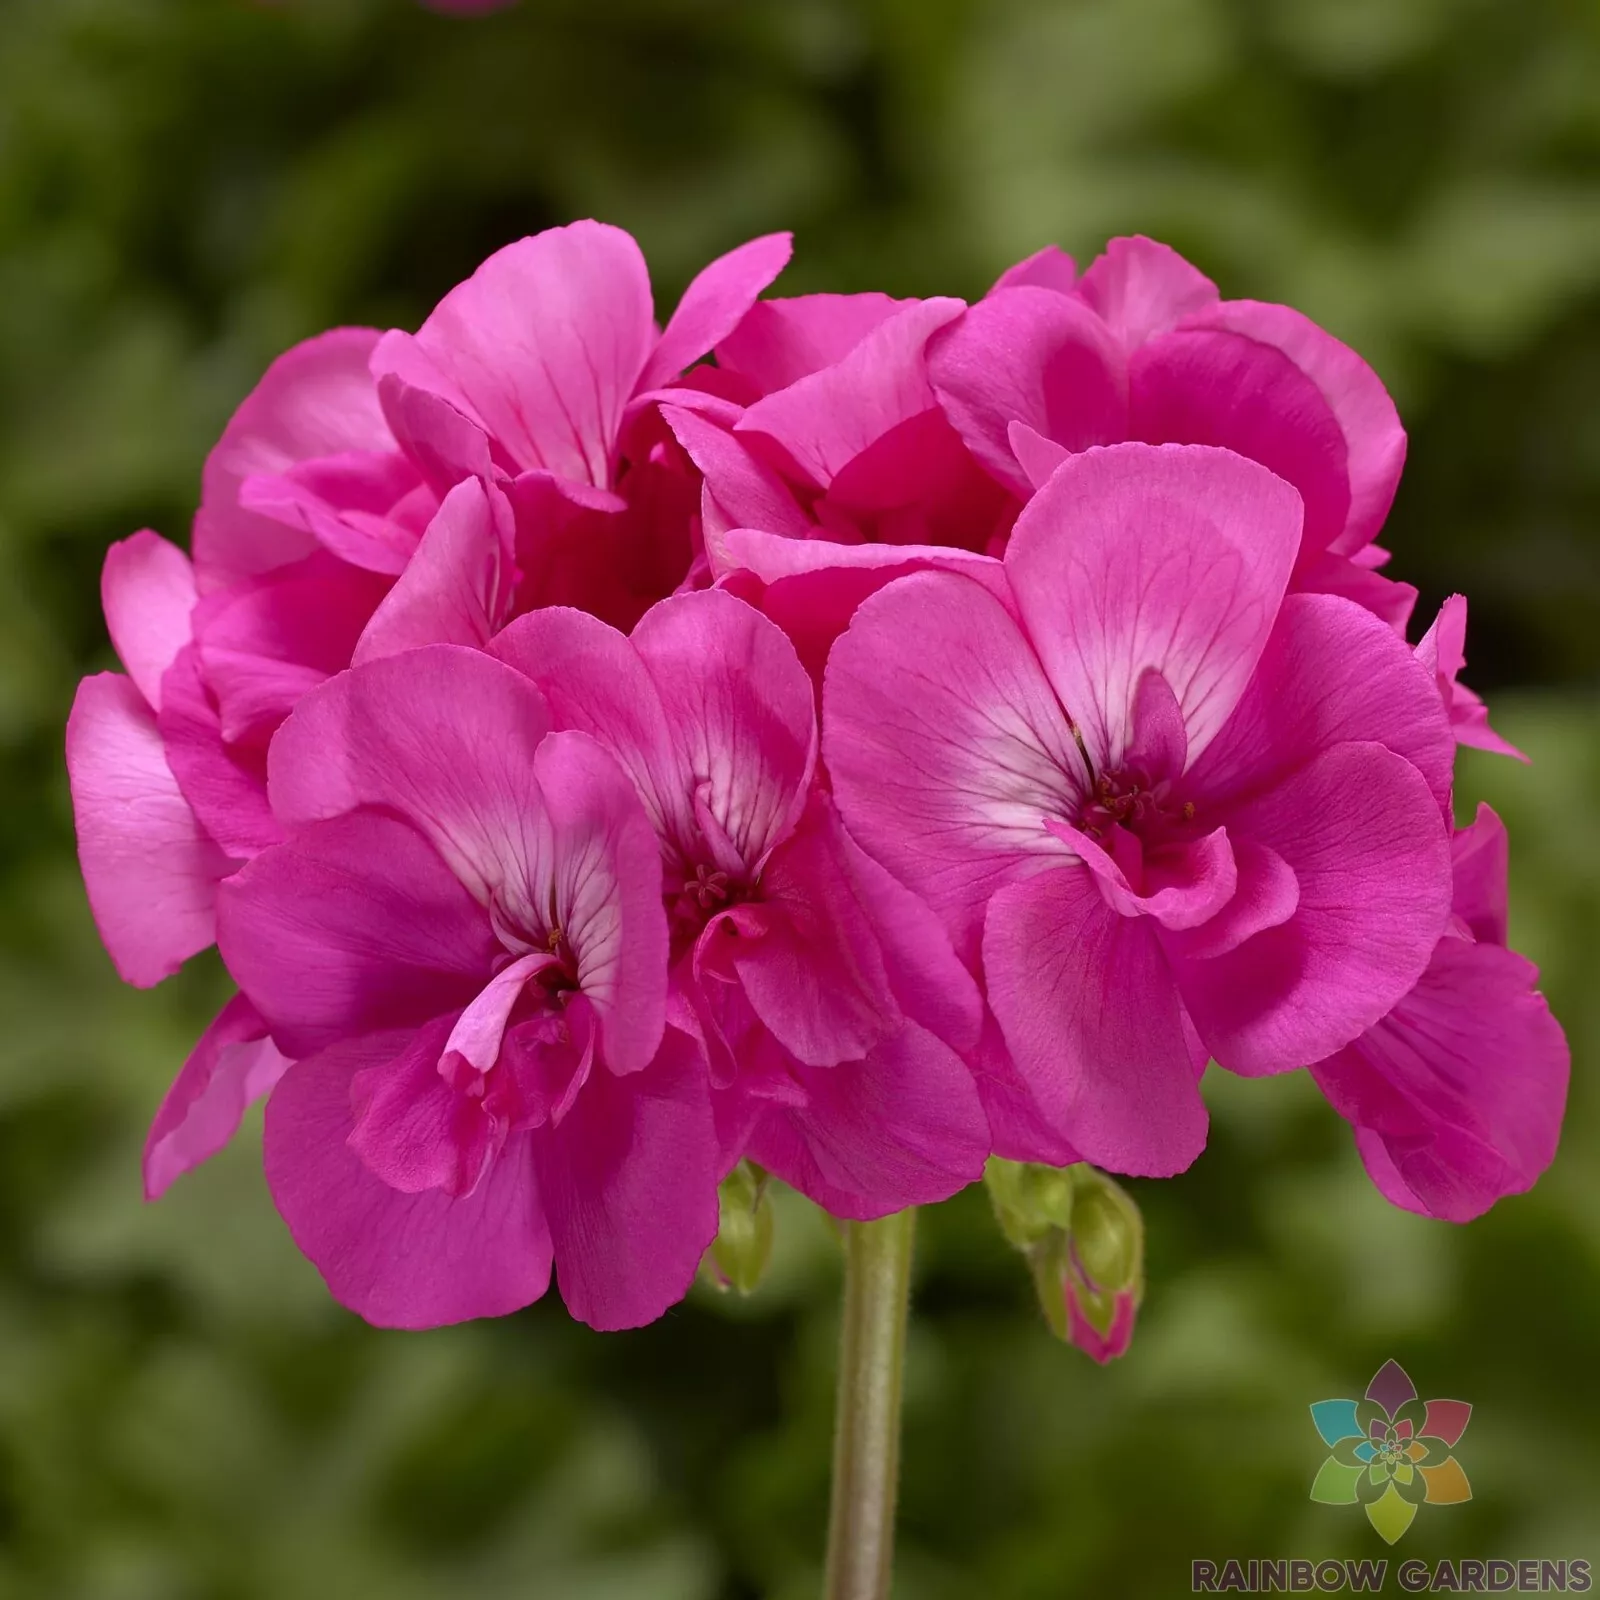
[823,1207,917,1600]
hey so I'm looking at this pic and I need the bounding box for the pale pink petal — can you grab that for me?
[746,1021,989,1219]
[631,589,818,871]
[1188,300,1405,557]
[984,865,1208,1177]
[735,298,965,489]
[991,244,1078,295]
[441,953,550,1076]
[534,1026,718,1330]
[1129,323,1352,561]
[1315,938,1568,1221]
[143,993,289,1198]
[194,328,392,591]
[1172,741,1452,1075]
[217,808,498,1058]
[639,232,793,391]
[372,222,655,488]
[267,644,554,908]
[101,531,196,711]
[265,1029,552,1329]
[715,292,911,393]
[352,478,515,663]
[928,287,1127,494]
[529,731,669,1075]
[156,645,280,859]
[1074,236,1219,348]
[66,674,228,986]
[1187,592,1455,814]
[823,569,1084,965]
[1005,442,1303,771]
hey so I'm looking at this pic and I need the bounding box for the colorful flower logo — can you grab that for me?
[1310,1359,1472,1544]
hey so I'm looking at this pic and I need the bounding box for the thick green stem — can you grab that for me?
[822,1207,917,1600]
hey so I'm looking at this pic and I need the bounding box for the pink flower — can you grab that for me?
[1416,593,1525,761]
[371,221,791,632]
[1311,804,1568,1220]
[489,588,991,1218]
[824,441,1456,1177]
[930,236,1417,631]
[211,645,718,1329]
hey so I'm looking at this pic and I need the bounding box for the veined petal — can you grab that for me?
[1004,442,1303,772]
[824,569,1084,965]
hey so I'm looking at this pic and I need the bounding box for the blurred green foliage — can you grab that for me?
[0,1,1595,1596]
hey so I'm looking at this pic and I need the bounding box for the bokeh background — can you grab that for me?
[1,0,1596,1595]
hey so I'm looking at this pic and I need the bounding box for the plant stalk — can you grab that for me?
[822,1207,917,1600]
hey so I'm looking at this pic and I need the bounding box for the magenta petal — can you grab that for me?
[1074,236,1219,348]
[373,369,499,494]
[66,674,228,986]
[1295,547,1418,634]
[747,1020,989,1218]
[217,808,497,1057]
[156,645,280,859]
[1189,300,1405,557]
[928,287,1127,493]
[101,531,196,712]
[985,865,1209,1176]
[349,1015,499,1198]
[661,405,812,542]
[730,800,898,1068]
[716,292,911,394]
[143,993,289,1198]
[1007,422,1072,490]
[353,477,515,663]
[632,589,817,870]
[1449,804,1509,947]
[534,1026,718,1331]
[735,298,965,489]
[1415,595,1526,761]
[267,644,554,904]
[1130,324,1352,561]
[1058,820,1238,931]
[968,1012,1082,1167]
[1316,938,1568,1222]
[639,232,793,391]
[1005,442,1303,771]
[1189,592,1456,815]
[195,327,392,592]
[1164,836,1299,960]
[1174,742,1452,1075]
[991,244,1078,295]
[824,569,1083,965]
[265,1031,553,1329]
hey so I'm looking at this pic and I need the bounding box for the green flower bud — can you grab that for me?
[700,1160,774,1296]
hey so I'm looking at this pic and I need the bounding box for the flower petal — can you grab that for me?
[534,1026,718,1330]
[1074,236,1219,348]
[928,287,1127,494]
[66,674,229,986]
[824,569,1084,965]
[264,1029,553,1329]
[1172,741,1452,1075]
[217,808,498,1058]
[716,292,911,394]
[102,531,196,712]
[373,222,655,487]
[1004,441,1303,772]
[991,244,1078,295]
[983,865,1209,1176]
[639,232,793,391]
[143,993,290,1198]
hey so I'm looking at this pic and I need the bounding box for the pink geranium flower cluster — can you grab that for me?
[67,223,1568,1334]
